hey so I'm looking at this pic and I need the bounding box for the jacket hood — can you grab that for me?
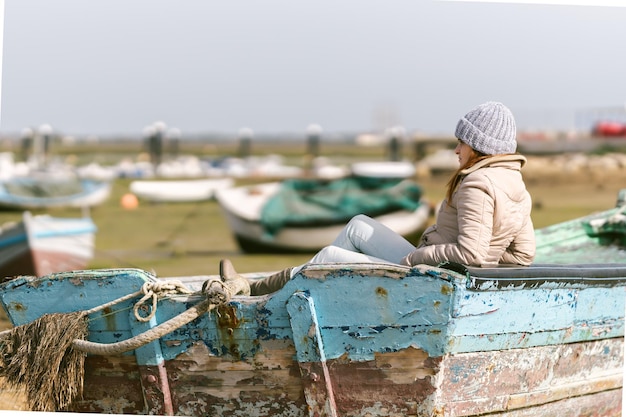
[460,154,527,176]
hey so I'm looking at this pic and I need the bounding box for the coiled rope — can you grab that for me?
[0,276,247,355]
[0,276,245,412]
[73,277,244,355]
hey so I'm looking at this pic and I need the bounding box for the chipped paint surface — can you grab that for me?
[432,338,623,416]
[67,340,622,416]
[1,263,625,416]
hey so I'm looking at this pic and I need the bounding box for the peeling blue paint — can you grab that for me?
[1,263,625,368]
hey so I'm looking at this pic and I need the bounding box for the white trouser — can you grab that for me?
[291,214,416,276]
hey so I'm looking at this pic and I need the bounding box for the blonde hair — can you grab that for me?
[444,149,491,205]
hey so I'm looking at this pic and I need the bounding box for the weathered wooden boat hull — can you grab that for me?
[0,212,96,278]
[64,338,621,416]
[68,338,622,416]
[0,262,623,416]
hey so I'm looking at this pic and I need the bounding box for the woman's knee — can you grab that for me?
[317,246,336,257]
[350,214,374,226]
[309,245,342,264]
[345,214,376,235]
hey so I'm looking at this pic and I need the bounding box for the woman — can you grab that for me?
[219,101,536,296]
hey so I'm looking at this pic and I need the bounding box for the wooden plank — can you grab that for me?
[166,340,308,416]
[287,292,338,417]
[434,338,623,416]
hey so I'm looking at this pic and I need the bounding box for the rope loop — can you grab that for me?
[202,278,230,305]
[133,280,193,323]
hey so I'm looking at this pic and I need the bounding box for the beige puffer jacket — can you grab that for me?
[402,154,535,267]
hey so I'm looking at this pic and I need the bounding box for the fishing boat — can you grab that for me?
[350,160,417,178]
[0,211,97,278]
[534,189,626,263]
[0,260,622,416]
[1,193,625,416]
[216,177,431,253]
[0,173,112,210]
[129,178,234,203]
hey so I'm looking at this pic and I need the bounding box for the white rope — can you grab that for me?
[132,280,192,323]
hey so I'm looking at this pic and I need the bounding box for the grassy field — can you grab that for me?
[1,141,625,410]
[0,145,623,299]
[92,165,626,277]
[0,166,619,280]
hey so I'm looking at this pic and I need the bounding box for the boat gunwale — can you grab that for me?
[4,261,626,296]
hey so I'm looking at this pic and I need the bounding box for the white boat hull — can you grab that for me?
[216,181,430,253]
[0,178,111,209]
[129,178,234,203]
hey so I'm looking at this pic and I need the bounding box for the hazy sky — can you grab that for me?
[1,0,625,138]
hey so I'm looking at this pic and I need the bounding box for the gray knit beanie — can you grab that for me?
[455,101,517,155]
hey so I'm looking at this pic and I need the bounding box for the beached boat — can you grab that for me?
[0,211,97,278]
[0,174,112,210]
[534,189,626,264]
[0,259,622,416]
[2,192,626,416]
[129,178,234,203]
[350,160,416,178]
[216,178,431,253]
